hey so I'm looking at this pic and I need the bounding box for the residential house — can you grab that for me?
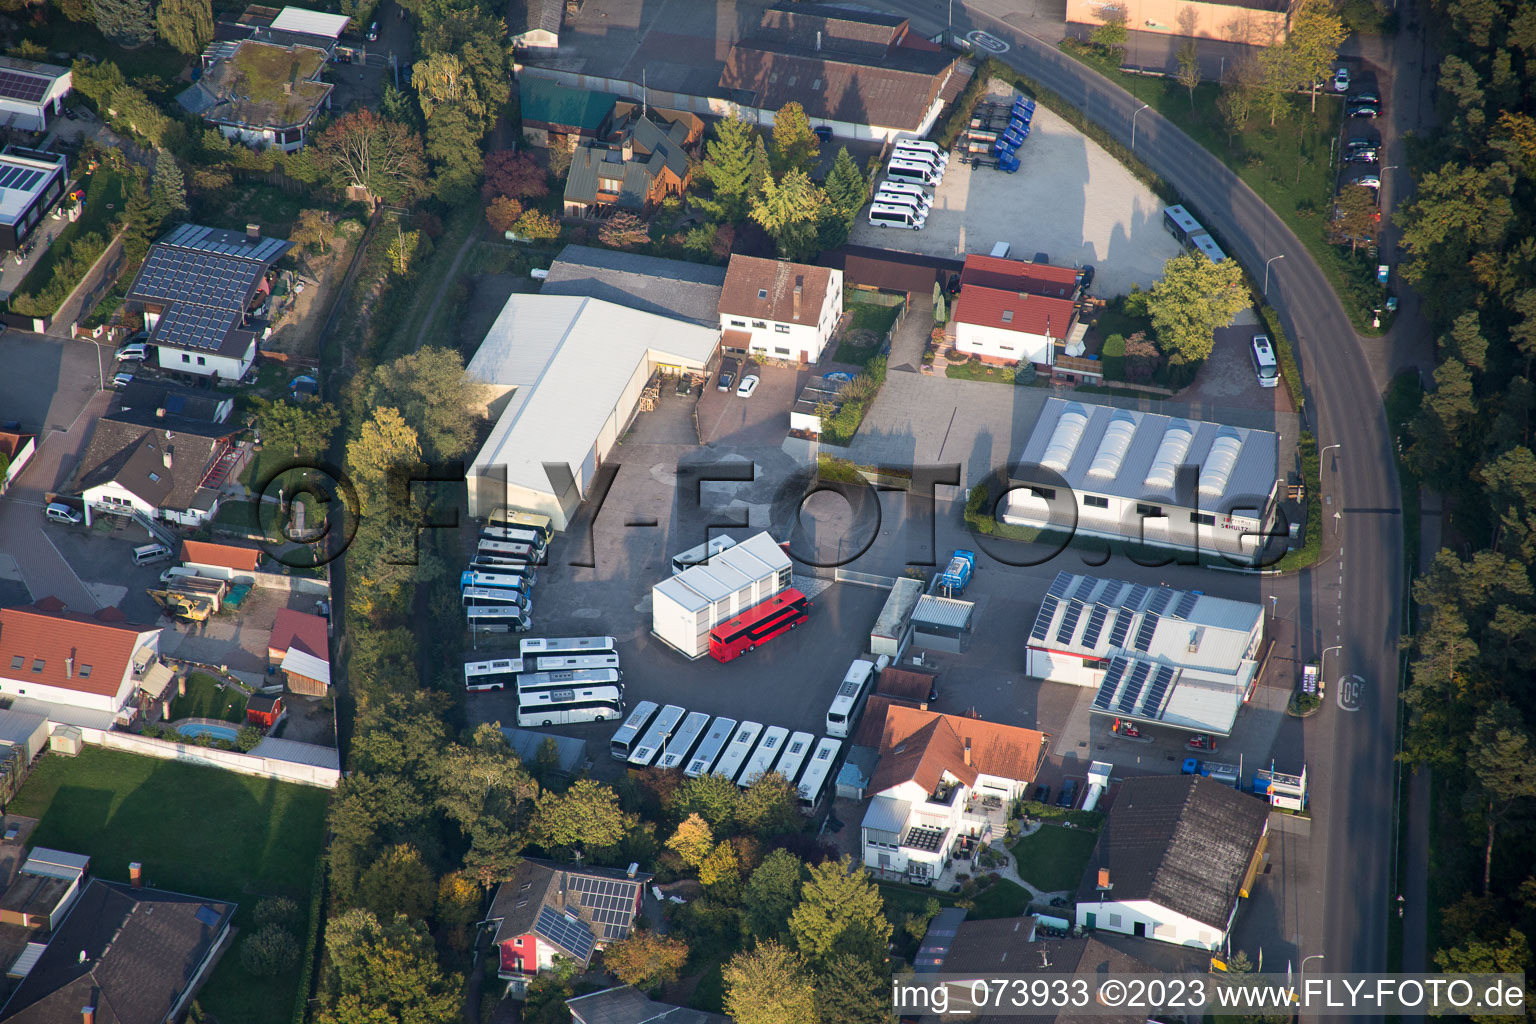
[858,704,1047,885]
[0,878,234,1024]
[1075,773,1269,950]
[178,39,333,152]
[562,112,692,217]
[179,540,264,580]
[518,76,615,149]
[0,599,162,721]
[268,608,329,696]
[246,692,283,728]
[1067,0,1296,46]
[75,418,242,529]
[951,254,1082,367]
[125,223,293,382]
[511,0,563,51]
[488,858,652,992]
[111,380,235,434]
[541,245,727,328]
[718,255,842,364]
[567,986,733,1024]
[0,430,35,496]
[0,58,71,133]
[253,6,351,56]
[0,147,67,253]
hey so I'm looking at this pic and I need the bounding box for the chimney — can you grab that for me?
[963,738,971,767]
[155,407,166,418]
[792,276,804,319]
[626,862,639,879]
[1097,868,1112,890]
[816,29,822,50]
[65,656,73,678]
[82,1008,95,1024]
[162,449,173,470]
[246,223,261,241]
[129,862,142,888]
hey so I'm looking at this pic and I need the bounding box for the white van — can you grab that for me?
[893,139,949,165]
[874,191,927,215]
[868,203,925,229]
[1250,334,1279,388]
[44,503,83,525]
[885,159,941,186]
[132,543,172,566]
[876,182,932,210]
[890,150,943,177]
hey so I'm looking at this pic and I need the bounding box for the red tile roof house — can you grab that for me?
[857,703,1048,887]
[487,858,653,996]
[0,599,163,721]
[718,255,842,365]
[268,608,329,697]
[950,254,1083,368]
[179,539,263,580]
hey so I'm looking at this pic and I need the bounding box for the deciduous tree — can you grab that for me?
[532,778,633,852]
[312,110,428,205]
[667,813,715,868]
[92,0,153,45]
[485,196,523,235]
[365,347,486,462]
[1090,4,1127,53]
[723,940,819,1024]
[1328,184,1378,256]
[482,150,549,201]
[513,209,562,242]
[1146,251,1248,370]
[673,771,738,828]
[256,399,340,460]
[318,910,462,1024]
[741,848,803,943]
[1176,39,1201,108]
[603,931,690,991]
[356,843,437,921]
[698,841,741,897]
[598,211,652,249]
[1283,0,1347,112]
[815,953,894,1024]
[736,771,801,837]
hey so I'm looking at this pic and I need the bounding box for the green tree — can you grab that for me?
[486,195,523,235]
[771,101,820,176]
[1090,3,1128,52]
[815,953,894,1024]
[751,169,825,261]
[723,940,819,1024]
[514,209,562,242]
[1254,44,1297,126]
[151,151,187,214]
[356,843,438,922]
[154,0,213,53]
[697,115,759,224]
[347,407,420,512]
[741,847,804,943]
[1283,0,1347,112]
[532,778,633,852]
[1176,39,1201,109]
[290,209,337,255]
[92,0,153,45]
[1434,928,1532,1024]
[822,147,867,220]
[737,771,801,837]
[318,910,462,1024]
[1146,251,1249,369]
[1467,701,1536,893]
[788,855,893,970]
[365,347,486,462]
[1328,184,1378,256]
[240,923,299,976]
[673,771,739,828]
[698,841,741,898]
[598,211,652,249]
[311,109,428,205]
[424,104,484,204]
[257,399,340,460]
[603,930,690,991]
[666,813,715,868]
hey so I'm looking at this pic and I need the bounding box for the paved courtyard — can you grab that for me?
[848,87,1184,299]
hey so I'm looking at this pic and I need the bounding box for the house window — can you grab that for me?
[1190,512,1215,526]
[598,176,621,193]
[514,938,523,946]
[148,472,160,484]
[774,324,790,334]
[758,289,768,299]
[1084,495,1109,509]
[774,347,791,356]
[1108,913,1123,927]
[751,320,767,329]
[197,357,206,366]
[1002,310,1013,322]
[1031,487,1056,500]
[182,354,191,363]
[8,656,21,670]
[1136,503,1163,517]
[30,659,43,673]
[729,319,747,327]
[79,663,93,678]
[1084,657,1108,670]
[999,344,1014,351]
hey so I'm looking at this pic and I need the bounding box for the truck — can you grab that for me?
[968,151,1020,173]
[167,575,229,613]
[937,550,975,595]
[1181,758,1241,787]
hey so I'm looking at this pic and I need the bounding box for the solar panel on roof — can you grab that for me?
[1091,657,1127,710]
[1030,595,1059,641]
[535,905,595,961]
[1055,601,1084,645]
[15,169,40,192]
[1141,666,1175,714]
[1106,608,1132,648]
[1125,583,1149,610]
[1133,612,1160,652]
[1148,588,1174,615]
[1117,661,1151,713]
[0,70,50,103]
[1046,571,1072,599]
[1099,580,1124,606]
[1070,575,1097,602]
[1172,591,1200,620]
[1079,604,1110,648]
[194,905,222,928]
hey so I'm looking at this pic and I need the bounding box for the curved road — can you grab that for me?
[886,1,1407,979]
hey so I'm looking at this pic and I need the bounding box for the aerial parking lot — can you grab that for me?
[848,91,1184,299]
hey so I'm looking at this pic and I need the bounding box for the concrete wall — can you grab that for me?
[1002,485,1272,560]
[74,727,340,788]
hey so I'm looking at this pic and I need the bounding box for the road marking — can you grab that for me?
[1337,673,1364,712]
[967,30,1009,53]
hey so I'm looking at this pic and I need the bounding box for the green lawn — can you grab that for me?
[214,500,264,532]
[880,881,957,925]
[835,299,903,364]
[970,878,1033,920]
[169,671,248,723]
[9,747,330,1024]
[1010,824,1101,893]
[942,361,1044,385]
[10,168,124,306]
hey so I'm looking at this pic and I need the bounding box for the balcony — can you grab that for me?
[926,780,962,807]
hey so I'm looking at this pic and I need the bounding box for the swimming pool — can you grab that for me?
[177,722,239,742]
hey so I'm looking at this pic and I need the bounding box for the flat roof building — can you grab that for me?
[0,147,66,253]
[179,39,332,152]
[1025,570,1264,737]
[1004,398,1281,562]
[540,244,726,328]
[652,532,792,658]
[465,295,720,527]
[0,58,71,134]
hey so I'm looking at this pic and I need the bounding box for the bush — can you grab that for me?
[236,725,263,752]
[1000,367,1016,384]
[1123,332,1160,383]
[1016,362,1037,385]
[513,210,561,243]
[255,896,300,928]
[1101,333,1126,379]
[240,923,299,976]
[485,196,523,235]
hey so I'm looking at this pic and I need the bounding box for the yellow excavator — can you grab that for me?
[144,588,216,622]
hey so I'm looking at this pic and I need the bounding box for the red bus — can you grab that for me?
[708,589,810,662]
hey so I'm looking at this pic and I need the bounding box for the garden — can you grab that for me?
[7,166,125,318]
[167,670,248,723]
[1010,824,1101,893]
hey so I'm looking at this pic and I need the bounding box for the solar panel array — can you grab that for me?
[1070,575,1097,602]
[567,875,640,941]
[1080,604,1110,649]
[162,222,292,263]
[1117,661,1152,713]
[535,905,595,961]
[1046,571,1072,599]
[1099,580,1124,605]
[1055,601,1084,645]
[1141,665,1175,714]
[1172,591,1200,620]
[0,69,51,103]
[1125,583,1149,610]
[903,826,946,852]
[1106,608,1132,648]
[1091,657,1128,711]
[0,164,44,192]
[156,305,242,353]
[1133,612,1160,653]
[1030,596,1060,643]
[1147,588,1174,616]
[135,247,264,311]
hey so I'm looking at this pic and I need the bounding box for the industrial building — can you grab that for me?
[1024,570,1265,737]
[465,295,720,526]
[1004,399,1281,562]
[0,58,72,133]
[0,147,66,253]
[651,532,792,658]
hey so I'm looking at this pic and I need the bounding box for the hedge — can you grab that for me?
[1275,431,1321,571]
[1256,303,1306,412]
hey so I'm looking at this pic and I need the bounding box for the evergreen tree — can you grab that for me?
[152,151,187,215]
[822,147,867,221]
[750,168,825,262]
[155,0,213,54]
[696,116,758,224]
[771,101,821,176]
[815,953,894,1024]
[93,0,153,45]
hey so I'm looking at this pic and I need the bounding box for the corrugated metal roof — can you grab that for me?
[0,709,46,746]
[468,296,720,498]
[1016,398,1278,511]
[7,942,45,979]
[542,244,725,327]
[281,647,330,685]
[249,736,341,770]
[912,594,973,629]
[268,7,350,38]
[861,794,911,834]
[23,848,89,880]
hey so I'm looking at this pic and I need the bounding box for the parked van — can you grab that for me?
[867,203,925,229]
[893,139,949,165]
[885,160,941,187]
[873,191,927,216]
[889,149,943,177]
[44,502,83,525]
[132,542,172,566]
[877,180,933,208]
[1250,334,1279,388]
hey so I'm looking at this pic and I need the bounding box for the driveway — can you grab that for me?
[847,89,1184,299]
[0,331,106,435]
[1173,311,1297,417]
[696,363,803,447]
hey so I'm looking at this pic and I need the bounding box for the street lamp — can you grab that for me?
[1300,953,1326,992]
[1320,443,1341,470]
[1131,103,1150,151]
[1320,646,1341,691]
[1263,254,1285,297]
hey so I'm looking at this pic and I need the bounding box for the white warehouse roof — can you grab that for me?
[1018,398,1279,512]
[660,531,790,607]
[467,295,720,499]
[269,7,351,38]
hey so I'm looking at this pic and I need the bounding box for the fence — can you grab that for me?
[73,727,340,789]
[834,568,898,589]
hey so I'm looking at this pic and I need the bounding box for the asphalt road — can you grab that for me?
[876,0,1408,981]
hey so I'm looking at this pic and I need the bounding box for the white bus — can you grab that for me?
[610,701,660,759]
[885,159,941,186]
[877,180,933,209]
[522,636,617,656]
[533,653,621,673]
[656,711,712,770]
[478,539,540,569]
[773,731,816,786]
[466,605,532,632]
[488,507,553,543]
[461,569,534,593]
[798,737,842,813]
[685,716,738,778]
[469,555,537,575]
[890,150,944,178]
[517,668,623,694]
[868,203,926,230]
[893,144,949,172]
[628,704,687,767]
[481,524,548,555]
[826,659,876,738]
[464,657,523,692]
[461,586,530,611]
[739,725,790,787]
[516,685,623,727]
[711,721,762,781]
[671,535,738,575]
[1250,333,1279,388]
[893,139,950,165]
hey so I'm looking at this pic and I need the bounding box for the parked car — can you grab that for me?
[1032,784,1051,804]
[44,502,83,525]
[1348,149,1378,164]
[1348,174,1382,189]
[813,125,833,143]
[1347,103,1381,119]
[366,20,379,40]
[1333,66,1351,92]
[114,341,148,362]
[1056,778,1078,808]
[112,370,134,389]
[1078,264,1095,291]
[717,356,739,392]
[736,374,760,398]
[1348,90,1381,106]
[62,107,77,120]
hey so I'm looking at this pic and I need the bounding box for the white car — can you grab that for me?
[111,370,134,389]
[114,341,148,362]
[1333,67,1350,92]
[736,374,760,398]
